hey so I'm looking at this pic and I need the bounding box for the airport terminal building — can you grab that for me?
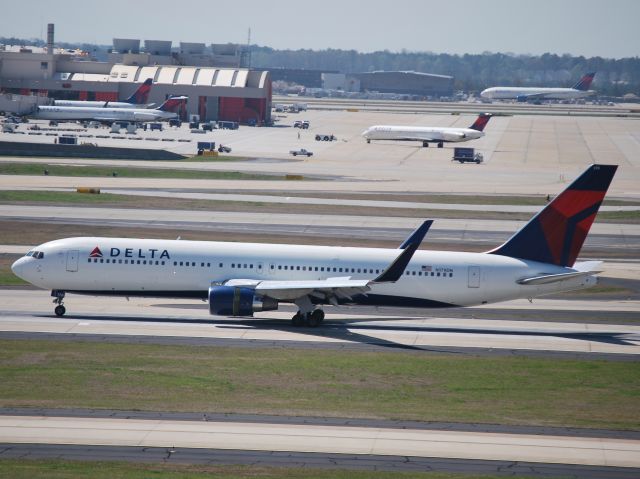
[0,30,272,124]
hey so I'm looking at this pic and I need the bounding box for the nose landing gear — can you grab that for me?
[52,290,66,316]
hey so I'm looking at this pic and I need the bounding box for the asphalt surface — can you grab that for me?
[1,443,638,478]
[2,443,638,478]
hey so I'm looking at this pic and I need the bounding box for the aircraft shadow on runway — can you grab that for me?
[46,313,639,350]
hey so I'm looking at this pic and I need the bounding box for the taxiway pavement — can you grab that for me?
[1,414,639,469]
[1,290,638,357]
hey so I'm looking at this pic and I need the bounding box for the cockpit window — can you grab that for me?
[26,251,44,259]
[25,251,34,257]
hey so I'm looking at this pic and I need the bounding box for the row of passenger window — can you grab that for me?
[89,258,166,265]
[88,257,454,278]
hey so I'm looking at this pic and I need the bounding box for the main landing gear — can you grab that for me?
[52,290,66,316]
[291,309,325,327]
[291,296,324,327]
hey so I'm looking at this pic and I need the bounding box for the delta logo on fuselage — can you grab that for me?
[89,246,170,260]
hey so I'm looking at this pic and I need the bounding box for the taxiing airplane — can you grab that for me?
[362,113,492,148]
[12,164,617,327]
[33,95,186,122]
[480,73,595,102]
[53,78,154,109]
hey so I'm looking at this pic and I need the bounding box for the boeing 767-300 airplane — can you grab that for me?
[12,164,617,327]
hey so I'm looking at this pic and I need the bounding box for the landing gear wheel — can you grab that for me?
[311,309,324,323]
[437,142,443,148]
[422,141,429,148]
[305,309,324,327]
[54,305,66,317]
[292,312,304,326]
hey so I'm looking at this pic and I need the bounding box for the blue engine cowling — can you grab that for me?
[208,285,278,317]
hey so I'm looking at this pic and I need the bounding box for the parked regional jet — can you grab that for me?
[33,96,186,122]
[480,73,595,102]
[362,113,492,148]
[53,78,154,108]
[12,164,616,326]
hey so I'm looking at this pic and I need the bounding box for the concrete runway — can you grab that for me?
[1,205,637,253]
[3,186,640,213]
[1,290,639,358]
[1,414,639,469]
[2,109,640,197]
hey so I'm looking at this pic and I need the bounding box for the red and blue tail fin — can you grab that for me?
[156,96,187,112]
[488,164,617,267]
[469,113,492,132]
[125,78,153,104]
[572,72,595,91]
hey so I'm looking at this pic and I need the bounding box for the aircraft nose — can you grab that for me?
[11,257,26,279]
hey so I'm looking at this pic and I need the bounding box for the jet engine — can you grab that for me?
[208,285,278,317]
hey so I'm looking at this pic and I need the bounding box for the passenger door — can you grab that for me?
[467,266,480,288]
[66,250,79,272]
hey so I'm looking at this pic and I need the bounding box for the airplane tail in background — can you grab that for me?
[156,96,187,112]
[468,113,493,132]
[572,72,595,91]
[488,164,617,267]
[125,78,153,105]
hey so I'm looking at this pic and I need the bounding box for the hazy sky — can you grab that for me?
[2,0,639,58]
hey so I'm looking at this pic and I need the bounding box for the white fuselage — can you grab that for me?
[480,86,594,101]
[53,100,145,109]
[11,237,596,310]
[34,106,175,122]
[362,125,484,144]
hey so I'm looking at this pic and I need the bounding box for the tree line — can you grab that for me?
[3,36,638,96]
[251,47,640,96]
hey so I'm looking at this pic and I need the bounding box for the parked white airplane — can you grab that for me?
[362,114,492,148]
[480,73,595,102]
[33,96,185,122]
[53,78,154,109]
[11,164,617,327]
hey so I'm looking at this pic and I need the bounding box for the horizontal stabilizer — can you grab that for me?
[517,270,599,285]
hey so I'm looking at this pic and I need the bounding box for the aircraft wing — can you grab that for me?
[221,220,433,304]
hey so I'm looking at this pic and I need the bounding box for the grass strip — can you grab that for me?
[0,162,280,181]
[0,460,535,479]
[1,339,638,430]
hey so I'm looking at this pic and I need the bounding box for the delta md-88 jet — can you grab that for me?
[12,164,617,327]
[362,113,492,148]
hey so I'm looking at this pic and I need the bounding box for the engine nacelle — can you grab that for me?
[208,285,278,317]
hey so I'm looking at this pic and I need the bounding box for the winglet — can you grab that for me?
[398,220,433,249]
[376,220,432,283]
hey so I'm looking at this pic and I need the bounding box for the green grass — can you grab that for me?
[0,162,280,181]
[0,460,537,479]
[598,210,640,221]
[0,190,131,205]
[0,254,26,286]
[1,339,638,430]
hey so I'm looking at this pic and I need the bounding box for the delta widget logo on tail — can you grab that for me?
[89,246,103,258]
